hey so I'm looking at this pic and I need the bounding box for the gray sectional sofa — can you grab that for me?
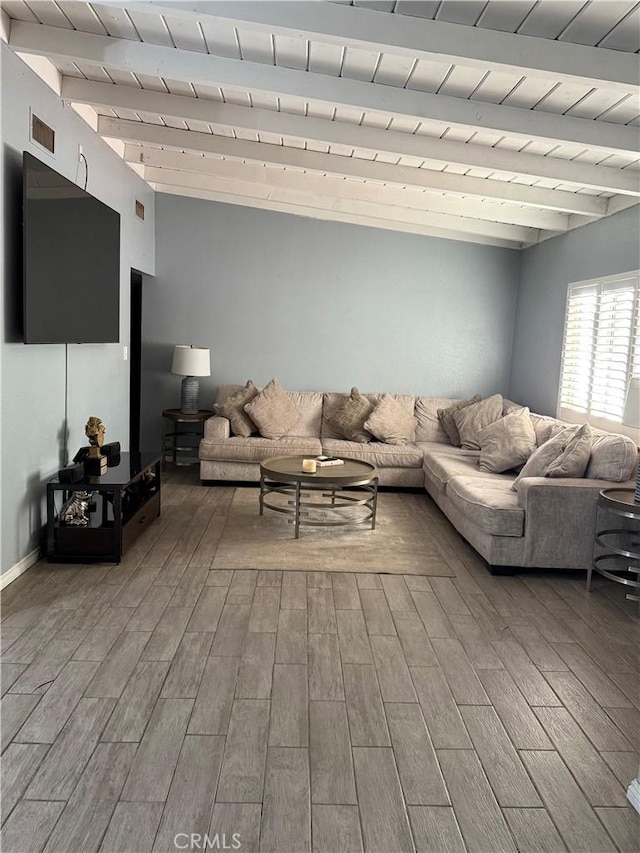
[199,385,638,574]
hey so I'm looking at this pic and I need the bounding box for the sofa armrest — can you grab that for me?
[203,415,230,441]
[516,476,633,570]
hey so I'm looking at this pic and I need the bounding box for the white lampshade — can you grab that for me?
[171,345,210,377]
[623,377,640,428]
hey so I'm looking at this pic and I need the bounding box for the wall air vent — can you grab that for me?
[135,200,145,220]
[31,113,55,154]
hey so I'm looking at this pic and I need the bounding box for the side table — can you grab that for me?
[588,488,640,610]
[162,409,211,468]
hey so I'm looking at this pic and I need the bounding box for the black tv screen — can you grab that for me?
[23,151,121,343]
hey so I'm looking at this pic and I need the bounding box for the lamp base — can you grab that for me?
[635,457,640,504]
[180,376,199,414]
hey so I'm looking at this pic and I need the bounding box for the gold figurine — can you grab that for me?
[85,416,106,458]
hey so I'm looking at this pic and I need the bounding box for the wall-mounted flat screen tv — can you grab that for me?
[23,151,121,344]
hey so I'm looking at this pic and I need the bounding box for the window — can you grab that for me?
[559,271,639,427]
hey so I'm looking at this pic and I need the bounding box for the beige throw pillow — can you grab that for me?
[364,394,416,445]
[452,394,503,450]
[437,395,482,446]
[511,427,577,490]
[545,423,592,478]
[478,407,536,473]
[325,387,374,443]
[244,378,299,439]
[214,380,259,437]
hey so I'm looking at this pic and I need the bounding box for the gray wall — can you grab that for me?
[509,205,640,416]
[1,44,155,577]
[142,194,520,446]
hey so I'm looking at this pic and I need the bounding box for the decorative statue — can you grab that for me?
[85,416,106,449]
[60,491,93,526]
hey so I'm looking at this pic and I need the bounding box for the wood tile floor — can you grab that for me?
[1,467,639,852]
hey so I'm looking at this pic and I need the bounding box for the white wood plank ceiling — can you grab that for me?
[3,0,640,248]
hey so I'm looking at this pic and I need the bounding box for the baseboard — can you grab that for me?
[0,547,40,590]
[627,778,640,814]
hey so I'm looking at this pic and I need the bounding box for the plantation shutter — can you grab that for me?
[560,273,639,423]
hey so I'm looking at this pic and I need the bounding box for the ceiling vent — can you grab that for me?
[31,112,55,154]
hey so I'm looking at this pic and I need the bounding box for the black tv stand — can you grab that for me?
[46,452,161,563]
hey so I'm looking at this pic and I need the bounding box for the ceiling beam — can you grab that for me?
[98,116,613,216]
[126,145,567,231]
[101,1,640,96]
[150,181,524,249]
[145,164,538,242]
[69,80,639,195]
[11,20,640,159]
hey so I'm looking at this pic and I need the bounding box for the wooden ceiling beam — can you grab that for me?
[126,144,568,232]
[150,180,525,248]
[101,1,640,95]
[98,115,611,216]
[66,79,640,194]
[11,20,640,160]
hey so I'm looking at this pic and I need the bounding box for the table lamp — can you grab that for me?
[622,376,640,502]
[171,345,210,414]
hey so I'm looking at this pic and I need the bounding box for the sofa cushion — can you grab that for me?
[286,391,324,438]
[200,436,322,464]
[244,379,299,439]
[214,380,259,437]
[545,423,592,478]
[447,476,525,537]
[321,439,423,468]
[215,383,246,406]
[512,428,576,490]
[502,398,524,415]
[216,385,322,438]
[422,450,486,493]
[415,397,457,443]
[478,407,536,473]
[530,413,566,447]
[453,394,503,450]
[585,432,638,482]
[364,394,416,444]
[437,395,482,446]
[324,387,374,443]
[322,392,414,439]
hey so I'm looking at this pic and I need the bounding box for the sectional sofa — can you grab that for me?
[199,385,638,574]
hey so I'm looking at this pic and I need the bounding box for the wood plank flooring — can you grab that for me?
[1,468,639,852]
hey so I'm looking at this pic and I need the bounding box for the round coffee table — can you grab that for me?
[259,456,379,539]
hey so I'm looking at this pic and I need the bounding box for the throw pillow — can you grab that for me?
[530,414,568,447]
[511,427,577,490]
[437,395,482,446]
[452,394,503,450]
[364,394,416,445]
[325,387,374,443]
[244,378,299,439]
[478,407,536,473]
[545,423,592,478]
[213,380,259,437]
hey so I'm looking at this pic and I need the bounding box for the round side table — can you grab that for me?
[588,488,640,611]
[161,409,212,468]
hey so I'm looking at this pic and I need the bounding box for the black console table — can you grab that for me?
[47,452,161,563]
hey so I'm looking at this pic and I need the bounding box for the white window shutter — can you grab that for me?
[560,273,639,424]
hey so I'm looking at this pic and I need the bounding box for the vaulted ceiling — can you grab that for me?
[3,0,640,248]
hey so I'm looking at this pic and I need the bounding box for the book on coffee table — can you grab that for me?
[316,456,345,467]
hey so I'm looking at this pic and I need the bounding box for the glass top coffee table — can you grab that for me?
[259,456,379,539]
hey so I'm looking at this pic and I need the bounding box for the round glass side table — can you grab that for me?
[588,488,640,611]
